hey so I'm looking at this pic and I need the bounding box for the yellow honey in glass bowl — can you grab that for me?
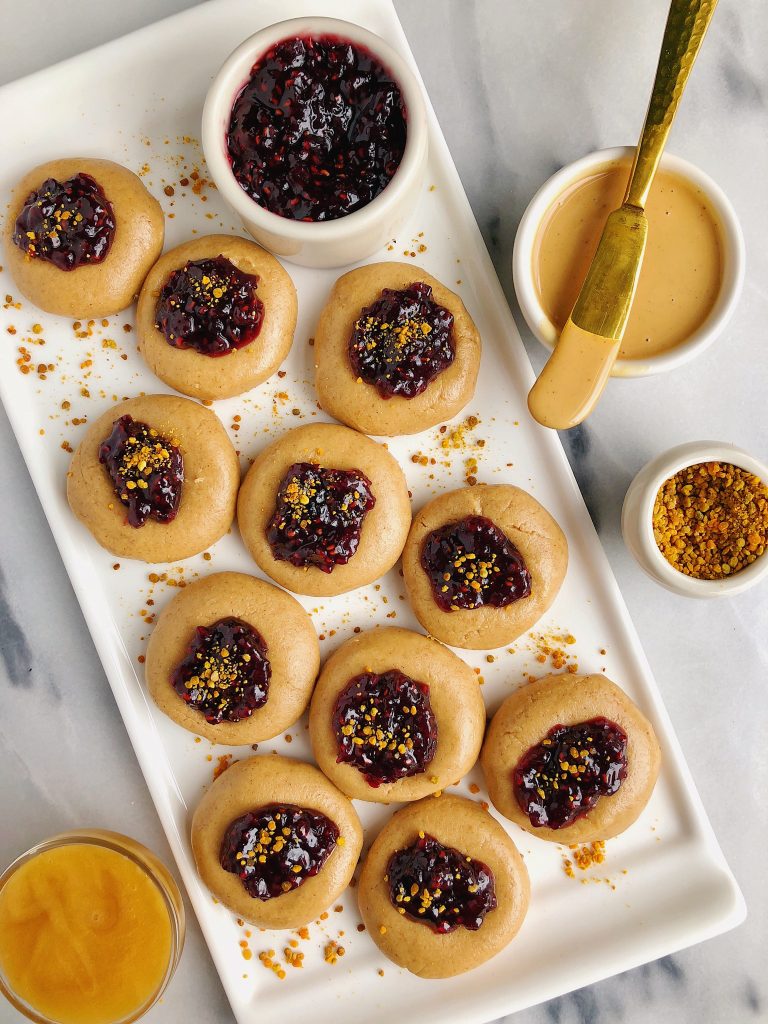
[0,831,184,1024]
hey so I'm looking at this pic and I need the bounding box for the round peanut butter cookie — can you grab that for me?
[192,755,363,929]
[358,794,529,978]
[314,262,481,436]
[137,234,297,401]
[309,627,484,803]
[481,674,661,844]
[67,394,239,562]
[237,423,411,597]
[146,572,319,744]
[3,157,163,318]
[402,484,568,649]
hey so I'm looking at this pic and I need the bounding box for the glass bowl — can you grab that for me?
[0,830,185,1024]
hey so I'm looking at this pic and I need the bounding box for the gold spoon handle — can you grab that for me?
[625,0,718,210]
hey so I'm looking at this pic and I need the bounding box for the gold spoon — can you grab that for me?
[528,0,719,430]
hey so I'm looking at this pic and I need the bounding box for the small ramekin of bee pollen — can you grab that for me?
[622,442,768,598]
[0,830,185,1024]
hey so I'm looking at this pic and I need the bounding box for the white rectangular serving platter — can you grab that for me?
[0,2,745,1022]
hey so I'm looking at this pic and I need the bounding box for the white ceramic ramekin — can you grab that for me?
[201,17,428,269]
[621,441,768,598]
[512,147,745,378]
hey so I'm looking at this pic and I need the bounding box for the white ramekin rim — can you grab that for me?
[201,16,427,246]
[512,146,746,378]
[621,441,768,598]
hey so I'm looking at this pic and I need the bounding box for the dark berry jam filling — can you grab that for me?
[349,282,455,400]
[387,833,496,933]
[220,804,339,900]
[154,255,264,357]
[227,35,406,222]
[267,462,375,573]
[12,173,115,270]
[332,670,437,787]
[421,514,532,612]
[99,415,183,528]
[170,617,270,724]
[514,717,628,829]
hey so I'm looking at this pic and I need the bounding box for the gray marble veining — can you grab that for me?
[0,2,766,1023]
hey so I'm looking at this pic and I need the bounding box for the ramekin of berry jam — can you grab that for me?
[202,17,427,268]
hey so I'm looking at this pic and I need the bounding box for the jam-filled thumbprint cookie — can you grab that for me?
[481,674,661,843]
[67,395,239,562]
[237,423,411,597]
[309,627,485,803]
[3,158,164,318]
[314,263,481,436]
[136,235,297,401]
[191,755,363,929]
[402,484,568,649]
[358,794,529,978]
[145,572,319,744]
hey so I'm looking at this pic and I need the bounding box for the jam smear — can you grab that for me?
[332,670,437,787]
[154,255,264,357]
[387,834,496,933]
[267,462,375,573]
[12,173,115,270]
[227,35,406,222]
[220,805,339,900]
[514,717,628,829]
[171,617,271,724]
[349,282,455,399]
[421,514,532,611]
[98,415,183,528]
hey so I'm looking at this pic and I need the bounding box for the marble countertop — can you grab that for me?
[0,2,765,1023]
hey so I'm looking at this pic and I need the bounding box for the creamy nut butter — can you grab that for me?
[533,159,723,360]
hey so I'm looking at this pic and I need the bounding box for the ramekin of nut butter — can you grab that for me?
[622,442,768,597]
[513,147,745,377]
[0,830,185,1024]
